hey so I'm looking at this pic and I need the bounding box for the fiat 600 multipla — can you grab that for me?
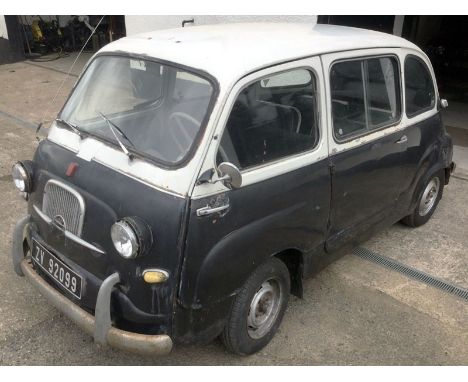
[11,23,454,355]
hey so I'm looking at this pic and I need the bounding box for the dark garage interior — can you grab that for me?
[3,15,468,108]
[319,16,468,101]
[0,15,126,64]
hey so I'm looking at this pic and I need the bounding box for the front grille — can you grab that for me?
[42,179,85,236]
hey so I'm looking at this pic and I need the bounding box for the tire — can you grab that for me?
[401,170,444,227]
[221,257,290,355]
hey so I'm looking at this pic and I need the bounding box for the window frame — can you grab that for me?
[329,54,403,144]
[214,66,322,173]
[404,54,436,119]
[57,52,220,170]
[259,69,314,89]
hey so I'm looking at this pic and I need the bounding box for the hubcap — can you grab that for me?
[418,177,440,216]
[247,279,282,339]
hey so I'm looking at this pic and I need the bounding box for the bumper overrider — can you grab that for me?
[11,215,173,356]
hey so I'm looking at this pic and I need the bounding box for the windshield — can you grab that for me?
[60,55,215,165]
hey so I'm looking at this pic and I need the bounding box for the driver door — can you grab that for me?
[178,57,331,311]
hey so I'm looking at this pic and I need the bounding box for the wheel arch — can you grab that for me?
[274,248,304,298]
[410,163,446,210]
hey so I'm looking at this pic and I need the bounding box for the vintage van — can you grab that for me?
[11,23,454,356]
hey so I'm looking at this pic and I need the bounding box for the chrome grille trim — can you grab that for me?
[33,205,105,254]
[42,179,85,237]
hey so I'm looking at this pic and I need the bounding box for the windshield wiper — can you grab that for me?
[98,112,135,160]
[55,118,83,138]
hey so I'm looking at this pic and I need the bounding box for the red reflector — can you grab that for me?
[66,162,79,177]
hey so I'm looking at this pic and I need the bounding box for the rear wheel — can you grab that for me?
[221,257,290,355]
[401,171,444,227]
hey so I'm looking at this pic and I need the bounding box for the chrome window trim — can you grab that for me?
[42,179,86,237]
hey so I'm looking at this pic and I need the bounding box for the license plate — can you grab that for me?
[31,239,83,299]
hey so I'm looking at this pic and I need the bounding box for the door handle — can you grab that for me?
[196,204,230,217]
[395,135,408,144]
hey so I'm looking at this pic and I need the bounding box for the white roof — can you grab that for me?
[100,23,420,86]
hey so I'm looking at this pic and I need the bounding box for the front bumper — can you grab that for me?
[12,215,173,356]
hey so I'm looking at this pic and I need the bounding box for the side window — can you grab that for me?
[367,57,401,128]
[330,60,366,138]
[217,69,319,170]
[404,56,435,117]
[330,56,401,140]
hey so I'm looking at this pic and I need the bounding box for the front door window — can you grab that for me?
[216,68,319,170]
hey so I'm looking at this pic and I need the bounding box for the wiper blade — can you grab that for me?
[98,112,135,160]
[55,118,83,138]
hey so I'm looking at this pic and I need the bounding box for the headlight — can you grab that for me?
[12,161,33,193]
[111,221,139,258]
[111,217,153,259]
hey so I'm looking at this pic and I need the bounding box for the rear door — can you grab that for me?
[179,57,330,310]
[399,53,441,197]
[321,49,408,251]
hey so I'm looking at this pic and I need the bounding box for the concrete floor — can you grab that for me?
[26,52,94,78]
[0,58,467,365]
[442,100,468,131]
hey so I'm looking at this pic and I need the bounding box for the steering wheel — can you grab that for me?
[168,112,201,154]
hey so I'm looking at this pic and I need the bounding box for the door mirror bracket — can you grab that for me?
[196,163,242,189]
[212,162,242,189]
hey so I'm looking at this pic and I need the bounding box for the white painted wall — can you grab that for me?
[125,15,317,36]
[0,15,8,39]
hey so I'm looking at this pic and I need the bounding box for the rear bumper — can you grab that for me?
[12,215,173,356]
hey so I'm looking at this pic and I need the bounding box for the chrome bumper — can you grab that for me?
[12,215,173,356]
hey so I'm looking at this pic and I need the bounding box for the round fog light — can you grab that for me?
[111,221,139,259]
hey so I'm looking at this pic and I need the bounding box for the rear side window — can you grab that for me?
[404,56,435,117]
[330,56,401,140]
[367,57,400,127]
[217,68,319,170]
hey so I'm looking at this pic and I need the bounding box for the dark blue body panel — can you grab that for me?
[400,112,451,208]
[327,127,407,251]
[174,158,331,342]
[28,140,188,335]
[23,110,452,345]
[326,113,451,252]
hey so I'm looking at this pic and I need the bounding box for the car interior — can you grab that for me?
[72,59,214,165]
[331,58,400,139]
[217,72,319,169]
[404,57,435,116]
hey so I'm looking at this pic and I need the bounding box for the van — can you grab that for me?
[11,23,455,356]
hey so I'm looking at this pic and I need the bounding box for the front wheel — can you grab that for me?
[221,257,290,355]
[401,171,444,227]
